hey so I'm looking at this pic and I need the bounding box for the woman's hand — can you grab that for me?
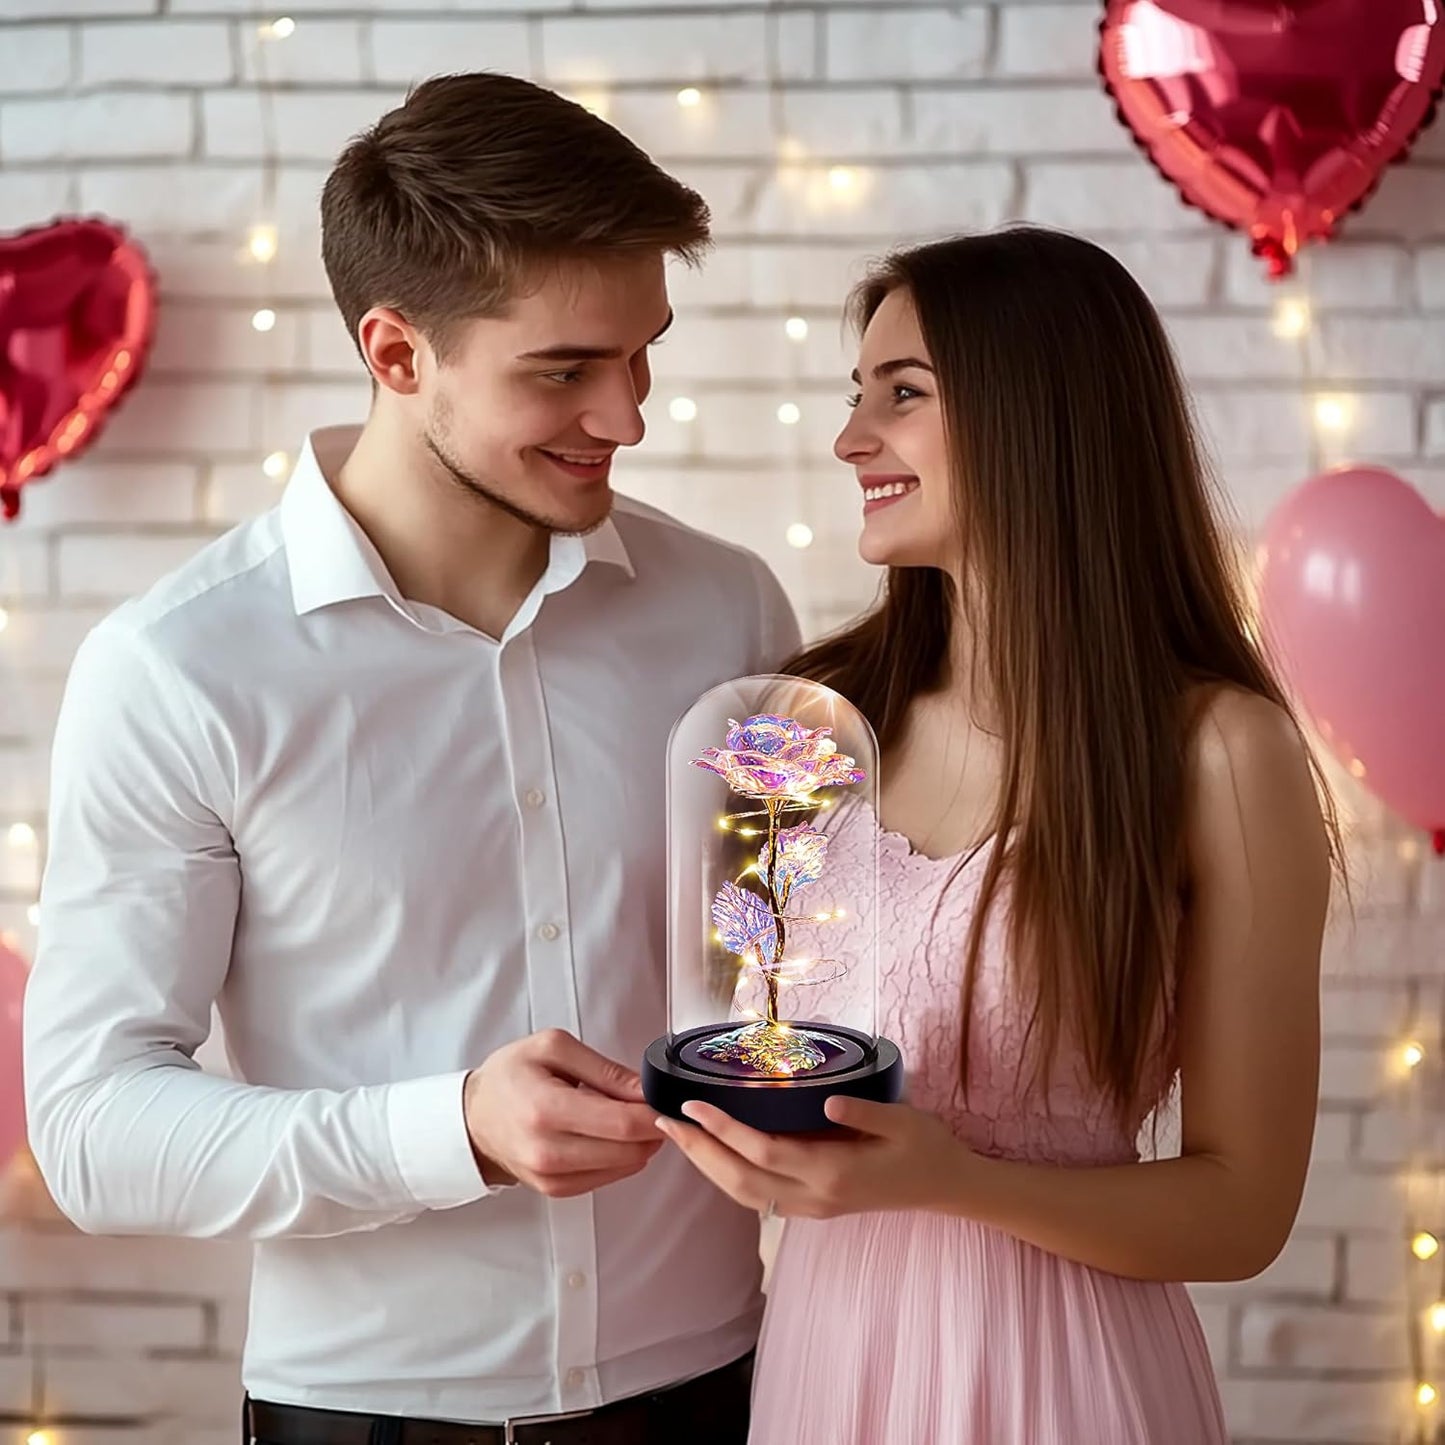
[655,1095,973,1219]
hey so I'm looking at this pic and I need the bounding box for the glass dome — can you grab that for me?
[642,674,901,1132]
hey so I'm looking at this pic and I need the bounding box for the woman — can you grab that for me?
[655,227,1335,1443]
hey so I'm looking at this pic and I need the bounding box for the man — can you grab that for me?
[24,72,800,1445]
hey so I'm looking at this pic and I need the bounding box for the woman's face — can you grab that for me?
[835,287,954,569]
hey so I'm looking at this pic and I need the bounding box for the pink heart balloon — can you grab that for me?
[1257,467,1445,849]
[0,938,26,1170]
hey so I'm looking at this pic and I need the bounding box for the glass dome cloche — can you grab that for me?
[642,674,902,1133]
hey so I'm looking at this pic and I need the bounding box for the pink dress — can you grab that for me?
[747,802,1228,1445]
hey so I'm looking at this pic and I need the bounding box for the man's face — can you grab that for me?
[418,251,672,535]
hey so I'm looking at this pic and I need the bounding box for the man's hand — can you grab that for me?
[463,1029,663,1197]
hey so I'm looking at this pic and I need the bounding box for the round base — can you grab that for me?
[643,1022,904,1133]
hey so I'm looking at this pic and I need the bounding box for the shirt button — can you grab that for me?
[524,788,546,809]
[566,1271,586,1290]
[538,922,561,942]
[566,1368,584,1388]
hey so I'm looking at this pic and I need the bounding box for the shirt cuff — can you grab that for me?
[384,1071,495,1210]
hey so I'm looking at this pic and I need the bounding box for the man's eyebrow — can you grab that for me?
[848,356,936,384]
[517,310,675,363]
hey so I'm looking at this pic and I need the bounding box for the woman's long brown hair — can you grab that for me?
[787,227,1335,1120]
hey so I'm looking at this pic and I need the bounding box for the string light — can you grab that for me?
[785,316,809,342]
[26,1430,55,1445]
[1271,297,1311,339]
[776,403,801,426]
[1402,1041,1426,1070]
[1418,1382,1438,1409]
[785,523,814,549]
[263,450,290,480]
[1313,395,1353,433]
[676,87,702,108]
[26,905,39,927]
[1413,1232,1440,1262]
[0,606,9,634]
[828,166,857,194]
[7,823,36,850]
[247,225,278,264]
[258,15,294,38]
[1430,1302,1445,1333]
[669,397,698,423]
[251,308,277,333]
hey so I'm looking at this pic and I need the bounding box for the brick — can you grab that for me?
[1221,1376,1412,1442]
[24,1295,208,1353]
[1321,980,1413,1043]
[1167,315,1304,384]
[94,380,256,458]
[1,0,151,12]
[0,750,52,816]
[206,462,288,527]
[1424,399,1445,456]
[78,166,265,235]
[239,18,365,85]
[773,9,817,82]
[1237,1300,1402,1373]
[772,89,903,159]
[79,20,232,86]
[997,3,1100,79]
[1342,1234,1417,1305]
[0,25,70,93]
[824,7,989,82]
[1356,1109,1445,1169]
[275,165,333,232]
[0,170,74,221]
[145,237,331,304]
[0,1351,36,1412]
[1309,317,1445,385]
[57,535,217,603]
[1294,1166,1406,1233]
[1104,237,1218,308]
[0,536,50,604]
[1226,242,1411,310]
[2,91,192,163]
[745,161,1015,238]
[1194,392,1310,465]
[1319,1047,1391,1107]
[259,380,369,448]
[910,84,1123,157]
[1416,244,1445,309]
[0,839,41,894]
[1356,161,1445,239]
[0,1228,249,1298]
[542,14,769,85]
[1309,1111,1355,1166]
[0,608,108,678]
[299,308,360,374]
[10,464,200,533]
[1023,159,1202,232]
[601,89,774,162]
[150,301,303,376]
[40,1350,241,1420]
[370,19,532,86]
[206,90,390,163]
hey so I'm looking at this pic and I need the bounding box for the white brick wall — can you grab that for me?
[1,4,1442,1442]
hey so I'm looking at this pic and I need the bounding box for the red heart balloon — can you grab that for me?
[1098,1,1445,277]
[0,217,157,521]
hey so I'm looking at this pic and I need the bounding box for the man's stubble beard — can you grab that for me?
[422,426,610,540]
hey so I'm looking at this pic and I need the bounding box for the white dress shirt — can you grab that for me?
[24,424,801,1423]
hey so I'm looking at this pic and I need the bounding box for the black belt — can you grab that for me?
[244,1352,753,1445]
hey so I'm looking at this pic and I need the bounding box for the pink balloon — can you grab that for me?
[1258,466,1445,850]
[0,938,25,1169]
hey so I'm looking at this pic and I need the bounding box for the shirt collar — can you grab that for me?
[280,425,635,626]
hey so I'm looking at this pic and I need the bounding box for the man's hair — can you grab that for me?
[321,71,710,360]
